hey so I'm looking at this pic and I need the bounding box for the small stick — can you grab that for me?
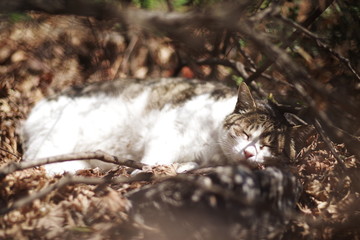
[314,119,346,171]
[244,0,335,84]
[0,146,21,159]
[0,150,145,177]
[0,173,152,215]
[278,15,360,82]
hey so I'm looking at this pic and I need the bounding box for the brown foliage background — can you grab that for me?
[0,0,360,239]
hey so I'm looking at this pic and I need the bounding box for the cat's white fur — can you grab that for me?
[219,127,270,163]
[22,79,272,174]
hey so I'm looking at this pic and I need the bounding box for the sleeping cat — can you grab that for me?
[21,78,311,174]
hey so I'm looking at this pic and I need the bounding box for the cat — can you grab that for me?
[21,77,311,174]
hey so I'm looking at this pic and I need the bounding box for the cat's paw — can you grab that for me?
[43,161,90,175]
[175,162,199,173]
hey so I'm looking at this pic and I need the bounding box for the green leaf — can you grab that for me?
[232,75,244,85]
[8,13,31,23]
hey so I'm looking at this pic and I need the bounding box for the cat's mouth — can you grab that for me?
[245,155,257,162]
[231,144,261,163]
[243,145,257,159]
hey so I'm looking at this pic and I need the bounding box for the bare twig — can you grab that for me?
[245,66,294,87]
[197,58,248,78]
[232,37,295,87]
[0,146,21,160]
[196,57,291,98]
[277,14,324,40]
[236,41,256,69]
[196,58,266,97]
[315,40,360,82]
[278,15,360,82]
[113,34,139,79]
[0,173,152,215]
[0,150,145,177]
[235,20,360,158]
[314,119,346,170]
[244,0,336,84]
[250,1,279,22]
[165,0,174,12]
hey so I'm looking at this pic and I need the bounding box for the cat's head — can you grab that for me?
[220,82,314,164]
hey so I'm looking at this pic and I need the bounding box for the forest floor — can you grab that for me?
[0,13,359,240]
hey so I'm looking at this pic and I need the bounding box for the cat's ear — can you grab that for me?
[234,82,256,112]
[285,125,316,160]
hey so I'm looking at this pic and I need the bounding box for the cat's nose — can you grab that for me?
[244,149,255,159]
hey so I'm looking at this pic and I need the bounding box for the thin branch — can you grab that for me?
[113,34,139,79]
[278,15,360,82]
[250,1,279,22]
[233,37,295,87]
[196,58,292,99]
[245,66,294,87]
[165,0,174,12]
[0,150,145,177]
[196,58,267,97]
[315,40,360,82]
[236,40,256,69]
[196,57,286,101]
[0,146,21,160]
[277,14,324,40]
[197,58,248,78]
[244,0,336,84]
[0,173,152,215]
[314,119,346,170]
[234,19,360,158]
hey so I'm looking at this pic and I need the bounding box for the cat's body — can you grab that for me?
[21,78,301,174]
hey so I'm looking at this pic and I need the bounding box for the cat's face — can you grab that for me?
[220,83,308,164]
[220,112,280,163]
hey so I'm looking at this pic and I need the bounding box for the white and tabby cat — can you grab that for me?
[21,78,309,174]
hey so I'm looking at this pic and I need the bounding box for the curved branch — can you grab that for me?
[0,150,145,178]
[0,173,151,215]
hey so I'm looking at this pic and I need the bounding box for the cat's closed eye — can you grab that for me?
[229,131,249,140]
[260,145,275,151]
[229,134,237,139]
[242,131,250,140]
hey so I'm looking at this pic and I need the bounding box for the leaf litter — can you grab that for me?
[0,13,359,240]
